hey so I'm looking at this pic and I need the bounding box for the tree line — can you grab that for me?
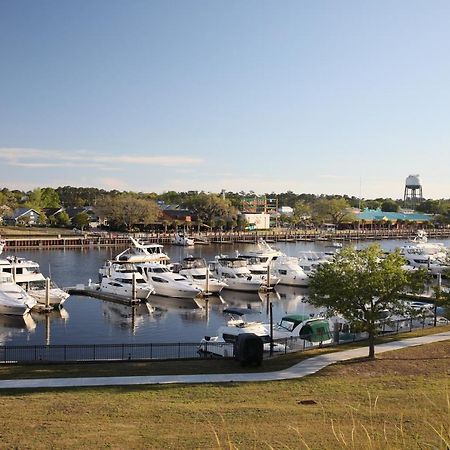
[1,186,450,231]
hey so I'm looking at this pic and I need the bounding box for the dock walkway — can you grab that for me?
[3,228,450,250]
[0,330,447,390]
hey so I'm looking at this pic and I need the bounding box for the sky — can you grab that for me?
[1,0,450,199]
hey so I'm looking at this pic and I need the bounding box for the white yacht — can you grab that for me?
[171,233,195,246]
[115,237,171,265]
[136,263,202,299]
[402,253,449,275]
[174,257,227,293]
[99,261,155,300]
[400,232,449,274]
[272,256,310,287]
[198,308,285,357]
[0,273,37,315]
[239,239,285,266]
[236,255,280,288]
[209,256,263,292]
[297,251,330,276]
[0,256,69,307]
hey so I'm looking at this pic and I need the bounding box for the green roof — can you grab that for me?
[356,209,433,222]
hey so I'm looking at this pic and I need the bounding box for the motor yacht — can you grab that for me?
[198,308,285,357]
[297,251,330,276]
[174,257,227,293]
[115,237,171,265]
[136,263,202,299]
[0,273,37,315]
[401,252,449,275]
[209,256,263,292]
[171,233,195,246]
[99,261,155,300]
[238,239,285,267]
[235,254,280,288]
[272,256,310,287]
[0,256,69,307]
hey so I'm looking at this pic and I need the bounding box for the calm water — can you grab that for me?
[2,237,449,346]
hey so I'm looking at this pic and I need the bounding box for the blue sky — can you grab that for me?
[1,1,449,198]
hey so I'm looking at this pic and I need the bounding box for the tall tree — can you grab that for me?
[41,188,61,208]
[312,198,353,225]
[104,195,160,230]
[183,193,237,228]
[309,245,426,358]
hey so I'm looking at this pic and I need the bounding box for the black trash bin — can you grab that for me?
[234,333,263,366]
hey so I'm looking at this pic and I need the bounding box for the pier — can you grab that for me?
[2,228,450,250]
[65,283,143,306]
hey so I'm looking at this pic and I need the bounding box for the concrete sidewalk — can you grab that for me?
[0,331,448,390]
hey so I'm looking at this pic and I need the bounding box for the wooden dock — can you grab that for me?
[3,228,450,250]
[66,284,142,306]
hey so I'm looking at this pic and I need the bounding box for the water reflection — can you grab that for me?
[102,302,153,332]
[0,313,36,344]
[3,238,449,346]
[219,289,264,308]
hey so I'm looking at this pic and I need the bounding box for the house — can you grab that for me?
[241,213,270,230]
[5,208,42,225]
[160,205,192,223]
[42,207,66,220]
[66,206,107,229]
[278,206,294,216]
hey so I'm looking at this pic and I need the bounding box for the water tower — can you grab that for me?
[403,174,423,209]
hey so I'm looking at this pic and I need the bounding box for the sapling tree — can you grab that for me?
[309,244,426,358]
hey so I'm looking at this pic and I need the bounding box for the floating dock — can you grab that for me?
[65,284,142,306]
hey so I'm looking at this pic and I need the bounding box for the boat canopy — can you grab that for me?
[299,320,332,343]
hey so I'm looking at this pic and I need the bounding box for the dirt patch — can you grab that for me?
[326,341,450,377]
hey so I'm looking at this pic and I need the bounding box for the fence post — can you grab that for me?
[93,344,96,361]
[178,343,181,359]
[150,343,153,359]
[122,344,124,360]
[64,345,67,361]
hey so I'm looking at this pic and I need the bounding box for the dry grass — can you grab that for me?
[0,341,449,449]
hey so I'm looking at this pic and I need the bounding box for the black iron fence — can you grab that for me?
[0,316,444,363]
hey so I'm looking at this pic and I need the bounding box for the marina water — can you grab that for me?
[2,238,449,346]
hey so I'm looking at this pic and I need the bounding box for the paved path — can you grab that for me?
[0,331,448,390]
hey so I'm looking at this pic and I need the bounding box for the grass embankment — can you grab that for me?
[0,325,448,380]
[0,341,449,449]
[0,226,78,237]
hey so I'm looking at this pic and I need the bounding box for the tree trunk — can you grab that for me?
[368,331,375,359]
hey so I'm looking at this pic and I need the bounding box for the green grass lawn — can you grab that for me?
[0,337,448,449]
[0,325,448,380]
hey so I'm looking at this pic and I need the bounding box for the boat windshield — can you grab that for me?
[150,266,169,273]
[278,319,295,331]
